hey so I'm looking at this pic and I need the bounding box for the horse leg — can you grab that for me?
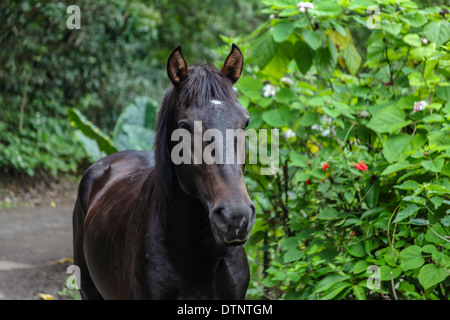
[72,196,104,300]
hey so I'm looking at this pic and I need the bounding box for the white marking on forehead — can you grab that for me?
[210,99,223,105]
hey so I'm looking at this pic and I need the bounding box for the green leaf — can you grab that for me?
[380,266,401,281]
[421,158,444,173]
[294,171,310,182]
[425,223,448,245]
[382,134,412,163]
[68,108,117,155]
[235,76,263,100]
[320,282,351,300]
[317,208,339,220]
[272,20,294,43]
[394,180,420,191]
[383,133,426,164]
[381,160,413,176]
[275,87,296,103]
[311,1,343,17]
[428,132,450,149]
[399,245,424,271]
[289,151,309,167]
[284,248,305,263]
[423,20,450,46]
[402,34,422,47]
[418,264,448,290]
[299,111,320,126]
[381,20,402,37]
[261,106,290,127]
[294,41,313,74]
[430,196,443,209]
[352,285,366,300]
[394,204,420,223]
[367,106,411,134]
[424,56,439,77]
[342,43,361,75]
[250,30,276,69]
[403,195,426,205]
[74,130,103,162]
[302,29,322,51]
[346,242,366,257]
[113,97,158,151]
[353,260,370,274]
[314,274,350,293]
[314,47,335,79]
[401,12,427,28]
[432,251,450,268]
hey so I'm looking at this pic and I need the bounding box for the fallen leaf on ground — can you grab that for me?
[38,293,54,300]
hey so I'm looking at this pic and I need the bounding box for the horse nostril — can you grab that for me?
[249,203,256,218]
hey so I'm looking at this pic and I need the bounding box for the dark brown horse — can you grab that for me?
[72,44,256,299]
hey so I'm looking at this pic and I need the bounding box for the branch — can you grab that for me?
[19,68,33,132]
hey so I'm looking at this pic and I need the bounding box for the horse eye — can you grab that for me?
[244,118,250,129]
[178,121,190,131]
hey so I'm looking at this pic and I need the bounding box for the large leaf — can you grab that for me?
[235,76,263,100]
[418,264,449,290]
[250,30,276,69]
[314,274,350,293]
[314,47,335,79]
[423,20,450,46]
[68,108,117,155]
[302,29,322,51]
[272,20,294,43]
[394,204,420,224]
[342,42,361,75]
[401,12,427,28]
[367,106,411,133]
[381,21,401,37]
[382,134,426,163]
[403,34,422,47]
[113,97,158,151]
[311,1,342,17]
[421,158,444,173]
[294,41,313,74]
[261,106,290,127]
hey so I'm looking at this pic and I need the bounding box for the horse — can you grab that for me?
[72,44,256,299]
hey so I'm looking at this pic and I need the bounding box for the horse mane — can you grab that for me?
[140,63,237,237]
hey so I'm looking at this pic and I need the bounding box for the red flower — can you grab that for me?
[359,161,368,171]
[305,179,310,185]
[322,162,329,171]
[354,161,368,172]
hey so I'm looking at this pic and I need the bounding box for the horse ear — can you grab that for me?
[167,46,188,85]
[221,44,243,84]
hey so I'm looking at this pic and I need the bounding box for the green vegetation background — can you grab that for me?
[1,0,449,299]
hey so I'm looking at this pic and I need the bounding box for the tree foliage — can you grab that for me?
[0,0,264,176]
[226,0,450,300]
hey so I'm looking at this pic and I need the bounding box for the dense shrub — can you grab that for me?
[224,0,450,299]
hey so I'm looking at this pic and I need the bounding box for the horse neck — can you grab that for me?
[145,167,214,247]
[166,178,214,244]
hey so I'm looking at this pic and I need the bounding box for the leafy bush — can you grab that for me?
[68,97,159,162]
[224,0,450,300]
[0,101,85,177]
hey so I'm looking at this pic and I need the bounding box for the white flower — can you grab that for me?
[357,110,370,118]
[280,77,294,86]
[421,37,428,45]
[269,14,276,20]
[298,1,314,13]
[283,129,296,138]
[413,100,428,113]
[263,84,276,97]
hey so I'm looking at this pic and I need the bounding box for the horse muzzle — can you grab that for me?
[209,201,256,246]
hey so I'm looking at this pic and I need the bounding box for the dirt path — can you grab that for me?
[0,203,78,300]
[0,174,80,300]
